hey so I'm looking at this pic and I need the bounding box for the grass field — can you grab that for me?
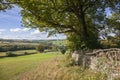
[0,52,61,80]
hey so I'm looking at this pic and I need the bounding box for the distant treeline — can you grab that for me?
[0,39,66,52]
[0,45,36,52]
[0,39,65,43]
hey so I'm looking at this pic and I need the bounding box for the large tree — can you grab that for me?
[9,0,120,49]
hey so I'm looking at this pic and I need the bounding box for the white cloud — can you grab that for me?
[10,28,30,32]
[0,29,6,34]
[10,28,21,32]
[31,29,41,35]
[30,29,50,39]
[0,29,6,32]
[22,28,30,31]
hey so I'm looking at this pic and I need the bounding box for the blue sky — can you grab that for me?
[0,6,113,40]
[0,6,66,40]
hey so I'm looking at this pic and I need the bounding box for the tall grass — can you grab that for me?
[16,55,107,80]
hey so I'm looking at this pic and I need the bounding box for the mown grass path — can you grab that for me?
[0,52,61,80]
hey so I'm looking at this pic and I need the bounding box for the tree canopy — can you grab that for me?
[5,0,120,50]
[0,0,13,11]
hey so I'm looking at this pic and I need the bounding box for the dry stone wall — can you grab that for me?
[72,48,120,80]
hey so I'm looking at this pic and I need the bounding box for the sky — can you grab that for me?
[0,5,113,40]
[0,6,66,40]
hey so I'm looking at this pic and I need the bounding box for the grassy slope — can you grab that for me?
[0,52,61,80]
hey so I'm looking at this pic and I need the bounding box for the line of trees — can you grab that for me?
[0,45,36,52]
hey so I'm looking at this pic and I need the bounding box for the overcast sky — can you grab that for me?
[0,6,66,40]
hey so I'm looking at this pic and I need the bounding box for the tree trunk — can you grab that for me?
[79,5,88,40]
[75,4,88,41]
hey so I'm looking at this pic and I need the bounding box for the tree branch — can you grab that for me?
[58,29,74,33]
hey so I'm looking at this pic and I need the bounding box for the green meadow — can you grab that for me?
[0,52,61,80]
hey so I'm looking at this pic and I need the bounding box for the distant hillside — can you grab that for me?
[0,39,32,43]
[0,39,66,46]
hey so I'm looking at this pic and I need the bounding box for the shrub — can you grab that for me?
[51,45,58,51]
[61,49,66,54]
[6,51,16,57]
[58,46,66,54]
[36,44,45,53]
[24,52,28,55]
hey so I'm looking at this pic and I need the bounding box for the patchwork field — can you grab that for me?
[0,52,61,80]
